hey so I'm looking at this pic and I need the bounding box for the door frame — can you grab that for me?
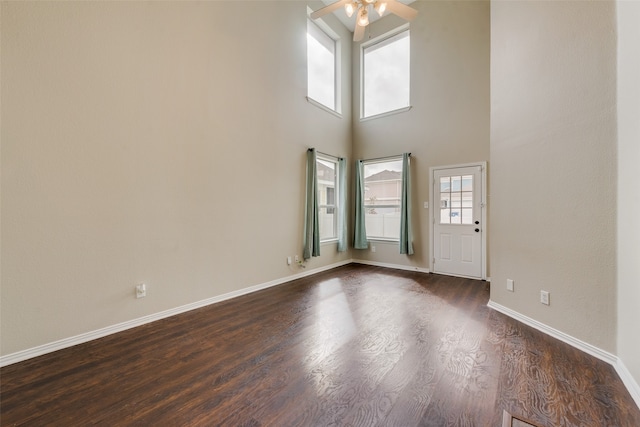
[429,162,487,280]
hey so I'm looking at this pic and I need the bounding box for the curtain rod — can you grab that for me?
[308,148,344,161]
[358,153,411,163]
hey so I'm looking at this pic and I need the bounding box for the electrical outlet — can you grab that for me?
[287,256,292,265]
[506,279,514,292]
[371,245,376,253]
[136,283,146,299]
[540,290,550,305]
[295,255,299,263]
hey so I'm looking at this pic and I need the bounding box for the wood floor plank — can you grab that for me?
[2,264,639,426]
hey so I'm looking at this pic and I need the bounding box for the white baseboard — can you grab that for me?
[487,300,617,364]
[488,300,640,411]
[616,358,640,410]
[352,259,430,274]
[0,259,353,368]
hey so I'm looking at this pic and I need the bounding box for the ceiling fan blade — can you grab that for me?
[310,0,350,20]
[353,21,366,42]
[385,0,418,21]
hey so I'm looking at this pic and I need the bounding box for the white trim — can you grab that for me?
[430,270,488,281]
[320,238,339,245]
[0,259,352,368]
[487,300,617,364]
[429,162,488,280]
[353,258,429,274]
[306,96,342,118]
[359,106,412,122]
[616,358,640,410]
[430,161,488,172]
[367,237,400,243]
[360,23,410,50]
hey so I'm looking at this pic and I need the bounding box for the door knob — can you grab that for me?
[475,228,480,232]
[475,221,479,225]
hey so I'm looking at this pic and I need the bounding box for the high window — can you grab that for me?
[317,155,340,241]
[363,158,403,240]
[362,28,410,118]
[307,20,338,112]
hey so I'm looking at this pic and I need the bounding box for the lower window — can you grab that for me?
[317,156,339,241]
[363,157,403,240]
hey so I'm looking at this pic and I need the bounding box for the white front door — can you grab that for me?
[431,164,485,279]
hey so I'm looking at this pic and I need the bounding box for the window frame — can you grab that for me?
[316,153,341,243]
[362,156,404,242]
[360,25,411,120]
[306,15,342,116]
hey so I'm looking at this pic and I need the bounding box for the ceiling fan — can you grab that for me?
[310,0,418,42]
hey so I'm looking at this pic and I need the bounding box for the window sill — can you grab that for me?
[360,106,412,122]
[320,238,339,245]
[366,238,399,243]
[306,97,342,118]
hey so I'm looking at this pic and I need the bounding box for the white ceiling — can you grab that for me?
[319,0,416,32]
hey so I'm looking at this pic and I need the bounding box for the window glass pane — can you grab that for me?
[451,192,461,208]
[363,158,403,240]
[316,157,338,240]
[440,209,450,224]
[440,193,450,208]
[307,21,335,110]
[461,192,473,208]
[363,30,410,117]
[451,176,462,191]
[326,187,335,214]
[450,209,462,224]
[317,159,335,180]
[318,207,336,240]
[462,175,473,191]
[440,177,450,192]
[461,208,473,224]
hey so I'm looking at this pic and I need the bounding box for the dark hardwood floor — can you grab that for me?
[1,264,639,426]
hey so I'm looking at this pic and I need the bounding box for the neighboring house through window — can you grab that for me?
[363,157,403,240]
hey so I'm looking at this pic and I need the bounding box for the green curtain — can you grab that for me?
[303,149,320,260]
[400,153,414,255]
[353,160,368,249]
[337,157,347,252]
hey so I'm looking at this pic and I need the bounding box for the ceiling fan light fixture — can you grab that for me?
[344,2,357,18]
[357,7,369,26]
[374,1,387,16]
[311,0,417,40]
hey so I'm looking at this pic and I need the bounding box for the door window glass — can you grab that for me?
[440,175,473,224]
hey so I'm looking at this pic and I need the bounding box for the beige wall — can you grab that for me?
[490,1,617,352]
[0,1,352,356]
[617,0,640,392]
[351,1,490,270]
